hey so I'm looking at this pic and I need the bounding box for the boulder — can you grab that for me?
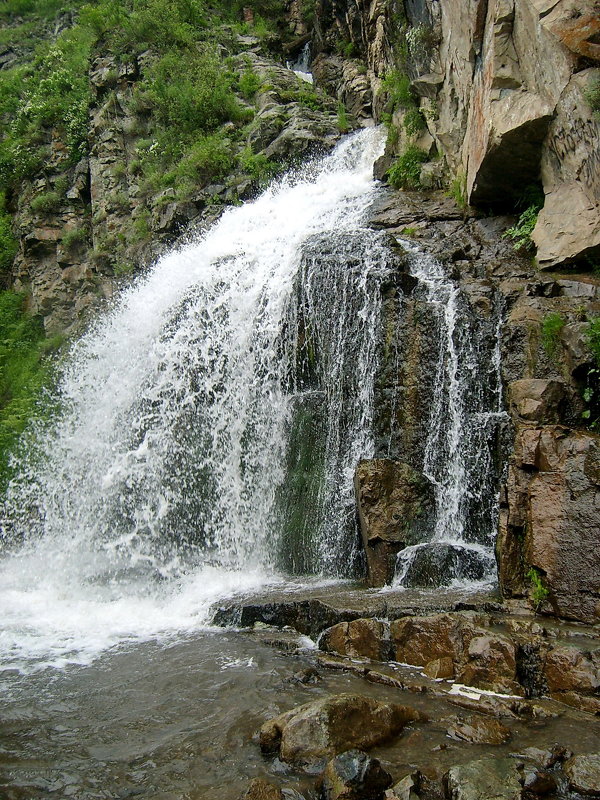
[238,779,283,800]
[259,694,421,768]
[390,613,470,667]
[457,633,521,695]
[446,715,511,745]
[398,542,494,589]
[321,750,393,800]
[508,380,567,424]
[355,459,435,586]
[445,757,522,800]
[318,619,390,662]
[543,646,600,694]
[564,754,600,796]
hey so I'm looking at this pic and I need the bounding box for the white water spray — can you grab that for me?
[0,130,385,672]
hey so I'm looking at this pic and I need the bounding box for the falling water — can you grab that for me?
[394,248,507,588]
[0,129,387,672]
[286,42,313,83]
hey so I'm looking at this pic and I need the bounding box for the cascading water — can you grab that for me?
[393,247,507,589]
[0,129,388,672]
[286,42,313,83]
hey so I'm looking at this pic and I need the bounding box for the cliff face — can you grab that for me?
[310,0,600,268]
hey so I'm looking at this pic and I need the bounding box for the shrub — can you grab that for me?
[238,147,279,185]
[504,204,540,252]
[526,566,549,609]
[238,67,261,100]
[62,227,89,249]
[388,145,428,190]
[381,70,415,110]
[337,102,350,133]
[30,191,61,214]
[403,107,426,136]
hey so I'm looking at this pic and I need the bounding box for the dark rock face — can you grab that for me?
[320,750,393,800]
[399,543,494,590]
[354,459,435,586]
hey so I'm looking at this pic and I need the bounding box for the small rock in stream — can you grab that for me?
[563,753,600,796]
[446,715,511,745]
[239,778,284,800]
[320,749,392,800]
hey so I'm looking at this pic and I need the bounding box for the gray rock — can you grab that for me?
[445,757,522,800]
[564,753,600,796]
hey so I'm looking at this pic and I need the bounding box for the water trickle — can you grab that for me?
[393,247,508,589]
[287,42,313,83]
[0,129,387,672]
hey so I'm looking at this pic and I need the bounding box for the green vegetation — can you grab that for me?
[337,102,350,134]
[381,70,415,111]
[448,172,467,209]
[388,145,428,190]
[584,74,600,119]
[504,204,540,252]
[0,192,17,277]
[30,190,62,214]
[526,566,549,609]
[582,315,600,429]
[0,291,60,483]
[541,312,565,358]
[403,107,426,136]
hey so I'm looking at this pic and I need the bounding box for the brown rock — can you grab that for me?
[446,715,511,745]
[259,694,421,768]
[390,613,468,666]
[508,380,567,424]
[445,757,522,800]
[544,646,600,693]
[424,656,455,680]
[355,459,435,587]
[564,754,600,796]
[458,633,521,695]
[238,778,283,800]
[319,619,390,662]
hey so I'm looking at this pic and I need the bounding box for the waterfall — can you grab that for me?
[0,129,387,672]
[393,248,507,589]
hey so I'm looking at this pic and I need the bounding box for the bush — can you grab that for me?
[388,145,428,190]
[403,107,426,136]
[504,204,540,252]
[147,47,242,133]
[238,147,279,185]
[30,191,61,214]
[382,70,415,110]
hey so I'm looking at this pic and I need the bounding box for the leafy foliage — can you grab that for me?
[388,145,428,190]
[526,566,549,609]
[584,74,600,119]
[504,204,540,252]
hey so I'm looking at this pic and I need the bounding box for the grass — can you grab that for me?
[526,566,549,610]
[541,312,565,358]
[0,291,60,483]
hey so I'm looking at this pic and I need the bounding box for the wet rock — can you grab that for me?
[424,657,454,680]
[457,632,521,696]
[399,543,494,590]
[446,715,511,745]
[320,749,393,800]
[564,753,600,796]
[239,778,284,800]
[522,768,557,796]
[391,613,468,667]
[508,380,567,424]
[318,619,390,662]
[445,757,522,800]
[355,459,435,586]
[259,694,421,768]
[544,645,600,694]
[384,772,419,800]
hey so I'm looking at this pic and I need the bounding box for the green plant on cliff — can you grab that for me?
[584,74,600,119]
[388,145,428,190]
[541,312,565,358]
[581,316,600,429]
[504,204,540,252]
[381,70,415,111]
[0,193,17,278]
[0,291,59,483]
[526,566,549,609]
